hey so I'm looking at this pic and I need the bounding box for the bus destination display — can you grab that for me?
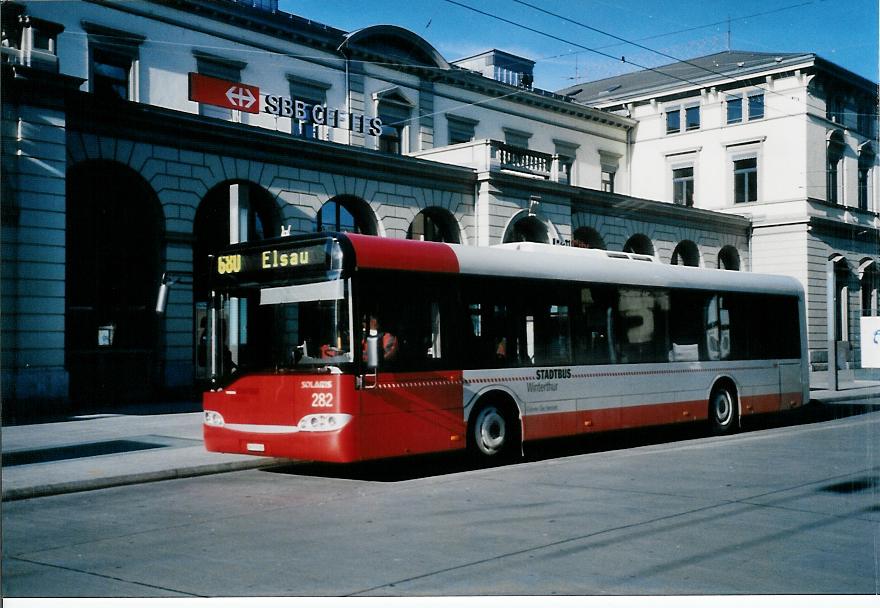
[216,243,327,277]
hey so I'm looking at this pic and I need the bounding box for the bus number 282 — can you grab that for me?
[311,393,334,408]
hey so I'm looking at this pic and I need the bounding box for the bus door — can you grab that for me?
[357,283,464,460]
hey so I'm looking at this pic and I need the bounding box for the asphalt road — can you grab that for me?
[3,406,879,598]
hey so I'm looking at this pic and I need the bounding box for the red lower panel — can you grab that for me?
[204,425,360,463]
[524,392,803,440]
[742,392,803,415]
[357,370,466,460]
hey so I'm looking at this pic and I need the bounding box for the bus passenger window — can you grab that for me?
[669,290,708,361]
[615,288,669,364]
[533,304,571,365]
[705,295,731,361]
[575,287,612,365]
[361,293,445,371]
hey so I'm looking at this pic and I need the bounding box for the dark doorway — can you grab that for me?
[66,161,163,406]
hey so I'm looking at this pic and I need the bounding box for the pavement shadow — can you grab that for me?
[262,400,880,483]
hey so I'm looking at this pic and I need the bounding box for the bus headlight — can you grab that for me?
[204,410,225,427]
[297,413,352,432]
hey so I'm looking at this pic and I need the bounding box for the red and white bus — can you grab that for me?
[201,232,808,463]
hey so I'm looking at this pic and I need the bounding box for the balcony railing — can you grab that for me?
[492,141,552,178]
[410,139,572,184]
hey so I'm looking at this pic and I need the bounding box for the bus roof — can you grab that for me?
[343,234,803,297]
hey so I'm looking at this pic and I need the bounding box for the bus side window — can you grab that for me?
[669,290,707,362]
[705,295,731,361]
[615,288,669,364]
[574,286,612,365]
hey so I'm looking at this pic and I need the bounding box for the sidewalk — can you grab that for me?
[1,405,284,501]
[3,385,880,502]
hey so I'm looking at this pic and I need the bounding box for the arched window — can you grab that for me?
[572,226,606,250]
[623,234,654,256]
[858,143,875,212]
[194,181,279,300]
[503,215,550,244]
[315,196,377,235]
[718,246,741,270]
[859,258,879,316]
[374,89,413,155]
[831,254,850,342]
[827,131,846,205]
[407,208,460,243]
[671,240,701,266]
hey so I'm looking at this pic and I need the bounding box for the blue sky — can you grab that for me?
[280,0,879,91]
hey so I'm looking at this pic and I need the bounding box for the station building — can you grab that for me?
[2,0,828,415]
[559,51,880,381]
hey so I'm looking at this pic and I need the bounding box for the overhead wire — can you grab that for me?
[442,0,878,122]
[511,0,873,121]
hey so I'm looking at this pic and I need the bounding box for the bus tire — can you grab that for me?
[468,401,520,463]
[709,383,737,435]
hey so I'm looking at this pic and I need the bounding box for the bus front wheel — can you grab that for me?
[468,402,520,462]
[709,384,737,435]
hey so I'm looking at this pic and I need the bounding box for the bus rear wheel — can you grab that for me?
[709,385,737,435]
[468,402,519,463]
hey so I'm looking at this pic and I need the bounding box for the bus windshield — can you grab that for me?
[209,279,353,379]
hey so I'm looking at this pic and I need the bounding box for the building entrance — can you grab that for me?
[65,162,163,406]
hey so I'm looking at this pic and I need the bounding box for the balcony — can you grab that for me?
[411,139,572,184]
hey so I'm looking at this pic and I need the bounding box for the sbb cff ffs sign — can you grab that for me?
[188,73,259,113]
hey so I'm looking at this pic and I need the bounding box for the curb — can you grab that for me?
[2,457,287,502]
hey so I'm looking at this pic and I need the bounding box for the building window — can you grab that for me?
[718,246,741,271]
[833,258,849,342]
[556,141,581,186]
[288,76,331,140]
[447,115,478,145]
[671,240,700,266]
[748,93,764,120]
[374,89,414,155]
[672,167,695,206]
[408,208,461,243]
[827,132,845,205]
[315,197,377,235]
[727,97,742,124]
[685,105,700,130]
[572,226,606,250]
[194,51,246,121]
[733,157,757,203]
[666,108,680,134]
[857,101,875,137]
[858,146,874,212]
[92,48,133,100]
[860,261,879,316]
[601,170,615,193]
[623,233,654,256]
[84,23,144,102]
[827,95,845,123]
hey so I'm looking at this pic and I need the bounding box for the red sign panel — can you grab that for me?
[188,72,260,114]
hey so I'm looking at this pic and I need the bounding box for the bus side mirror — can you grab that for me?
[366,335,380,370]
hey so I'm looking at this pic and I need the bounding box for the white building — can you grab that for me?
[560,51,880,382]
[0,0,753,414]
